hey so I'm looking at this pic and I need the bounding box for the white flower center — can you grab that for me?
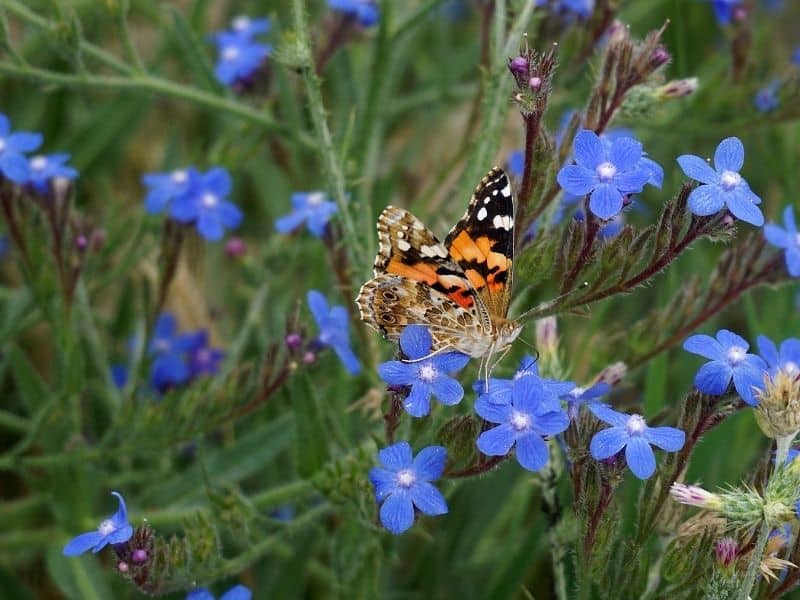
[719,170,741,191]
[30,156,47,171]
[510,410,531,431]
[153,339,171,353]
[783,361,799,376]
[396,469,416,488]
[196,348,211,364]
[306,192,325,206]
[570,386,586,399]
[596,161,617,182]
[419,364,436,382]
[222,46,240,61]
[794,233,800,248]
[625,414,647,435]
[97,519,115,536]
[171,169,188,184]
[0,138,6,153]
[201,193,218,208]
[726,346,746,366]
[232,16,250,31]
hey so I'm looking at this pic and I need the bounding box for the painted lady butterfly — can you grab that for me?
[356,167,522,365]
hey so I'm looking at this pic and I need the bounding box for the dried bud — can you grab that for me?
[754,370,800,439]
[225,236,247,258]
[670,483,723,510]
[715,537,738,568]
[597,361,627,386]
[656,77,699,99]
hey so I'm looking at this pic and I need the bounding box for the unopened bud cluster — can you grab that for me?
[507,42,557,117]
[754,369,800,439]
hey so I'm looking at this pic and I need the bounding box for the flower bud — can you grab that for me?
[535,317,558,356]
[132,549,148,563]
[597,361,627,386]
[75,235,88,251]
[649,46,671,70]
[656,78,699,99]
[285,333,302,351]
[754,370,800,439]
[302,351,316,365]
[670,483,723,510]
[225,237,247,258]
[117,561,129,573]
[529,76,542,90]
[715,537,738,568]
[509,56,529,76]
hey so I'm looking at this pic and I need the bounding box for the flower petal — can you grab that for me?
[403,382,432,417]
[474,396,513,423]
[378,360,416,385]
[716,329,749,351]
[644,426,685,452]
[589,426,628,459]
[7,131,43,153]
[573,130,606,170]
[694,360,732,395]
[787,247,800,277]
[378,441,413,470]
[307,291,329,327]
[220,585,253,600]
[369,467,398,502]
[332,342,362,375]
[639,156,664,188]
[379,490,415,535]
[515,433,550,471]
[683,334,725,360]
[784,205,797,233]
[197,212,224,241]
[429,375,464,406]
[533,410,569,436]
[399,325,432,359]
[757,335,780,369]
[434,351,471,373]
[413,445,447,480]
[677,155,719,185]
[687,185,725,216]
[588,183,623,220]
[764,224,792,249]
[477,424,516,456]
[106,523,133,545]
[713,137,745,173]
[588,403,629,427]
[186,590,215,600]
[410,481,448,516]
[725,186,764,226]
[625,436,657,479]
[610,137,643,172]
[612,169,650,194]
[557,164,596,196]
[62,531,104,556]
[733,359,768,406]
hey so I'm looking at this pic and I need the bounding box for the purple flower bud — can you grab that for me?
[529,76,542,90]
[117,561,129,573]
[715,537,738,568]
[509,56,529,75]
[225,236,247,258]
[90,228,107,251]
[302,351,316,364]
[132,549,148,563]
[650,46,670,69]
[733,6,748,21]
[75,235,88,250]
[286,333,302,350]
[597,361,627,386]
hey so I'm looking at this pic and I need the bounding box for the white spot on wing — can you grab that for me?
[492,214,513,230]
[420,244,447,258]
[477,207,488,221]
[501,184,511,197]
[397,239,411,251]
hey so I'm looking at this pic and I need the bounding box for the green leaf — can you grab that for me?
[167,5,224,94]
[6,344,50,412]
[292,374,331,478]
[45,547,112,600]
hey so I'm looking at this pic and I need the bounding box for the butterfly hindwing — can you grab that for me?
[444,167,514,319]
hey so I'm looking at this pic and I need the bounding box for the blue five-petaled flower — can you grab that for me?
[475,376,569,472]
[27,153,78,194]
[308,290,362,375]
[369,441,448,535]
[677,136,764,226]
[379,325,470,417]
[474,354,575,406]
[764,205,800,277]
[186,584,252,600]
[328,0,380,27]
[62,492,133,556]
[0,113,43,184]
[148,313,207,392]
[757,335,800,379]
[589,404,685,479]
[275,192,338,237]
[556,129,652,220]
[683,329,767,405]
[170,167,243,241]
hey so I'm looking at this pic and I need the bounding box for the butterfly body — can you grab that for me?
[356,167,521,359]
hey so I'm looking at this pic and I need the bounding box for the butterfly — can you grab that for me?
[356,166,523,375]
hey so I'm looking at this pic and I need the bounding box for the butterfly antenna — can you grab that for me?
[516,281,590,323]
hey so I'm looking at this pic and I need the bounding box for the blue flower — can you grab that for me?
[475,354,575,405]
[757,335,800,380]
[26,153,78,194]
[708,0,742,25]
[170,167,243,241]
[589,404,685,479]
[228,15,271,39]
[764,205,800,277]
[754,80,780,113]
[379,325,470,417]
[566,382,610,420]
[328,0,379,27]
[793,47,800,66]
[110,364,128,389]
[142,168,194,214]
[556,129,652,220]
[683,329,767,405]
[212,32,271,86]
[369,441,448,535]
[188,333,225,379]
[62,492,133,556]
[535,0,595,18]
[186,585,252,600]
[677,136,764,226]
[0,113,42,183]
[475,376,569,471]
[507,149,524,179]
[149,313,205,392]
[308,290,361,375]
[275,192,338,237]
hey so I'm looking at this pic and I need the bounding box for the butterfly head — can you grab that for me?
[493,318,522,352]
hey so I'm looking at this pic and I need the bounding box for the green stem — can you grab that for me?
[541,441,568,600]
[738,435,793,599]
[0,409,28,433]
[290,0,362,266]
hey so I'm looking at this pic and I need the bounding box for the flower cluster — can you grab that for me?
[275,192,338,238]
[328,0,379,27]
[210,15,271,86]
[0,112,77,192]
[113,312,224,394]
[143,167,243,241]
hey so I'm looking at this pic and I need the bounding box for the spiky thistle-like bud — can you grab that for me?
[715,537,738,569]
[754,369,800,439]
[670,483,723,510]
[507,37,557,117]
[656,77,699,99]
